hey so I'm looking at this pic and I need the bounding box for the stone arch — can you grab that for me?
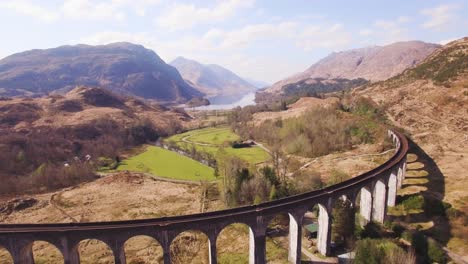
[372,179,387,223]
[216,222,251,263]
[265,212,290,263]
[0,246,13,264]
[32,240,64,264]
[77,238,115,264]
[124,235,163,264]
[170,230,210,264]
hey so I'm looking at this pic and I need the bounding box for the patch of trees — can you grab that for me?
[0,102,41,126]
[162,141,217,168]
[282,77,368,98]
[248,107,386,158]
[216,149,326,207]
[255,78,368,106]
[354,238,417,264]
[352,220,449,264]
[254,92,305,110]
[227,97,388,160]
[0,118,164,195]
[80,87,126,108]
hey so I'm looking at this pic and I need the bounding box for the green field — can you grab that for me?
[116,146,216,181]
[166,127,270,164]
[189,127,239,145]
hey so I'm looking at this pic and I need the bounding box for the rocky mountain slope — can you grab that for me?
[170,57,256,104]
[0,43,201,103]
[265,41,440,95]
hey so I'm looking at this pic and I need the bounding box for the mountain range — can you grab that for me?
[0,43,201,103]
[264,40,441,95]
[0,40,444,105]
[170,57,257,104]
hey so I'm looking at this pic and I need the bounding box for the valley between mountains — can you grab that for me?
[0,37,467,264]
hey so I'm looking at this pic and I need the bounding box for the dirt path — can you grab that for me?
[252,141,272,154]
[301,246,337,263]
[181,134,218,147]
[98,172,204,185]
[50,190,79,222]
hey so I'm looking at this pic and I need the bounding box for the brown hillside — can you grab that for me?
[352,37,468,207]
[350,37,468,258]
[0,87,190,195]
[0,86,189,131]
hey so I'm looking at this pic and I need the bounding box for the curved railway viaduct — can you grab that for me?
[0,130,408,264]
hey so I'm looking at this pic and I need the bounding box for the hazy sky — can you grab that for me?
[0,0,467,83]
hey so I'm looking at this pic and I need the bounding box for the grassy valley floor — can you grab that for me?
[166,126,270,164]
[115,146,216,181]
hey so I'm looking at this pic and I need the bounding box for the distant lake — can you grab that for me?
[191,92,256,110]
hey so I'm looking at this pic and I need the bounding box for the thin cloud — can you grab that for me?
[61,0,126,21]
[421,4,459,31]
[0,0,162,22]
[360,16,410,45]
[156,0,255,31]
[0,0,59,22]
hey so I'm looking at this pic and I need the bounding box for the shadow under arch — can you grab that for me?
[265,212,290,263]
[124,235,163,264]
[216,222,251,263]
[32,240,64,264]
[170,230,210,264]
[77,238,115,264]
[0,246,13,264]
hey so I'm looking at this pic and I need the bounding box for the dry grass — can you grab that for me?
[0,173,203,263]
[170,231,209,264]
[217,224,250,261]
[124,236,163,264]
[0,247,13,264]
[78,239,115,264]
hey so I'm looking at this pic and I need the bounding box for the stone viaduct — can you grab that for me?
[0,130,408,264]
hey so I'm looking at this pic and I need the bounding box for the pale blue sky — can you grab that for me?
[0,0,466,83]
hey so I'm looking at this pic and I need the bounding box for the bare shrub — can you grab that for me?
[239,175,271,204]
[386,248,416,264]
[170,231,209,264]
